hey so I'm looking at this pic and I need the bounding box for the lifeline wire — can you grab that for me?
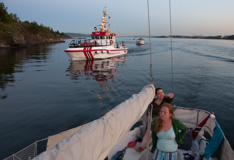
[147,0,154,84]
[146,1,153,160]
[169,0,174,93]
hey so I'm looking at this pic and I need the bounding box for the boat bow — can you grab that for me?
[34,84,155,160]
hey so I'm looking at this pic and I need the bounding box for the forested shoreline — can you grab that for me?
[0,3,70,48]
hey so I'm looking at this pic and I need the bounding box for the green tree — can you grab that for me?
[0,3,13,23]
[10,13,20,22]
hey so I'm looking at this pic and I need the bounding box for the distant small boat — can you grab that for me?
[136,38,145,45]
[64,8,128,60]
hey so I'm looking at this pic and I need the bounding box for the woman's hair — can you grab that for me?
[155,88,163,95]
[154,103,174,133]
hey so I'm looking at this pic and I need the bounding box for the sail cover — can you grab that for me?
[34,84,155,160]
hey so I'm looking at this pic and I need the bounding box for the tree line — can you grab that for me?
[0,2,69,47]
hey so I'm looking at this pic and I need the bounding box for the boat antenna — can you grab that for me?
[169,0,174,93]
[100,7,108,32]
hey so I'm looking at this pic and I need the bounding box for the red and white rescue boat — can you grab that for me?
[65,8,128,60]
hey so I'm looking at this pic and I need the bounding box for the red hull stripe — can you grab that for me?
[89,47,94,59]
[83,47,89,60]
[85,47,93,60]
[86,47,91,60]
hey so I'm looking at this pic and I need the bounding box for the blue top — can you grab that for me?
[157,126,178,152]
[151,118,187,152]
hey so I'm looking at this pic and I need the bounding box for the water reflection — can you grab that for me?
[67,56,127,107]
[0,45,53,100]
[67,56,127,82]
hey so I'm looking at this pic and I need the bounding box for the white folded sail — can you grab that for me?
[34,84,155,160]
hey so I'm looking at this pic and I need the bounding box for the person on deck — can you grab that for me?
[134,88,174,152]
[151,103,187,160]
[122,41,125,47]
[152,88,174,118]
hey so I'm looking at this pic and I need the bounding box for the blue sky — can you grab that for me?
[2,0,234,36]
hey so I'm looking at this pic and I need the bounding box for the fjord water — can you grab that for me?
[0,38,234,159]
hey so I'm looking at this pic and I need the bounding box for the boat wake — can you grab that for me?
[185,50,234,63]
[178,40,234,63]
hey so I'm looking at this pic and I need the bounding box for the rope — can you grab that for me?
[144,1,174,159]
[169,0,174,93]
[145,104,153,160]
[147,0,154,84]
[145,1,154,160]
[145,1,174,159]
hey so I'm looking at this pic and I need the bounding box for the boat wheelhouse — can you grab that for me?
[65,8,128,60]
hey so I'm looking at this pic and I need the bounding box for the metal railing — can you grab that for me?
[3,138,47,160]
[68,39,112,48]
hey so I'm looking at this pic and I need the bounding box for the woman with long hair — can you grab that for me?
[134,88,174,152]
[151,103,187,160]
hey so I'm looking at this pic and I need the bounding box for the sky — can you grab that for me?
[2,0,234,36]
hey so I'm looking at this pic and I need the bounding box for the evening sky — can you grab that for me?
[2,0,234,36]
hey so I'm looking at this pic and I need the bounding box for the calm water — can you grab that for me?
[0,38,234,159]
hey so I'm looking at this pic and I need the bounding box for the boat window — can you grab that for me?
[92,36,94,39]
[101,36,105,39]
[95,36,99,39]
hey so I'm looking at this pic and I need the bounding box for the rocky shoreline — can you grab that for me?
[0,34,66,48]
